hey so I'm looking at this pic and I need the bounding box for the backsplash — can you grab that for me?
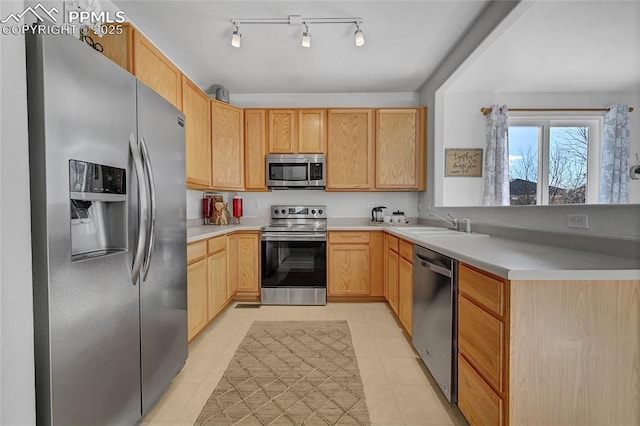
[187,189,419,220]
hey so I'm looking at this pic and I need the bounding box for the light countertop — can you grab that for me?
[187,218,640,280]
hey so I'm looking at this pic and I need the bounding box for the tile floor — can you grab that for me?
[140,302,468,426]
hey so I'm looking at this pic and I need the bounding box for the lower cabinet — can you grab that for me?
[187,256,207,341]
[457,263,508,425]
[327,231,383,297]
[187,231,260,341]
[384,233,413,335]
[234,232,260,296]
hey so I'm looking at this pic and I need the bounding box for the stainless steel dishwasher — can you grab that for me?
[413,245,458,403]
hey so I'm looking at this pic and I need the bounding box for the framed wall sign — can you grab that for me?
[445,149,483,177]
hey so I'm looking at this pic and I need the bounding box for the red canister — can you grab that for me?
[232,196,243,223]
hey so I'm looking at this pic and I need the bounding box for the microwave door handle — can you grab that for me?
[139,136,156,282]
[129,133,148,285]
[307,162,312,186]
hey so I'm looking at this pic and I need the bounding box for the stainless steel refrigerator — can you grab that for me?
[26,32,187,425]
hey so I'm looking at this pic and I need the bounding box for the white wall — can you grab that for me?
[231,92,419,108]
[0,0,37,423]
[438,91,640,206]
[187,189,419,220]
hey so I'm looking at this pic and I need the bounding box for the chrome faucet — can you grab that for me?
[429,211,459,231]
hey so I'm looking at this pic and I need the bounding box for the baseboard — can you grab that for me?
[327,296,386,303]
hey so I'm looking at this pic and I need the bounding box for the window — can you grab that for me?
[508,116,601,205]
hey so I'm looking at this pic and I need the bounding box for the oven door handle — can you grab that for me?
[262,232,327,241]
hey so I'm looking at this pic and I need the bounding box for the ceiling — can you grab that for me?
[112,0,489,94]
[447,0,640,93]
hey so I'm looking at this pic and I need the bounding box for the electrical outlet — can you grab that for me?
[567,214,589,229]
[417,201,422,212]
[253,201,260,211]
[367,202,373,210]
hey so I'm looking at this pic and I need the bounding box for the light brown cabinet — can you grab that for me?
[384,234,413,335]
[244,109,268,190]
[298,109,326,153]
[182,77,211,189]
[211,100,244,190]
[187,241,208,341]
[229,232,260,296]
[88,23,134,72]
[207,237,228,320]
[133,31,182,111]
[327,231,384,297]
[327,109,375,190]
[457,263,508,426]
[376,108,426,190]
[268,110,297,153]
[267,109,326,154]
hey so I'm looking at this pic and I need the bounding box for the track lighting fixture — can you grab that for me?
[231,24,241,48]
[301,23,311,48]
[230,15,364,49]
[354,23,365,47]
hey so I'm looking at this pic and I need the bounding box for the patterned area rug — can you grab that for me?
[194,321,370,425]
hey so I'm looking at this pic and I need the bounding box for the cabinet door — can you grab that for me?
[398,257,413,335]
[376,108,422,189]
[207,250,227,320]
[236,233,260,294]
[328,245,370,295]
[187,259,207,341]
[458,354,504,426]
[327,109,375,189]
[227,235,238,298]
[133,31,182,110]
[211,101,244,189]
[244,109,267,190]
[387,249,399,314]
[268,110,297,153]
[182,77,211,188]
[90,23,133,72]
[298,109,326,153]
[369,232,384,296]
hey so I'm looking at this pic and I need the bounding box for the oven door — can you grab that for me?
[261,233,327,288]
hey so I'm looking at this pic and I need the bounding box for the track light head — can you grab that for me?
[231,25,241,48]
[301,23,311,48]
[354,23,365,47]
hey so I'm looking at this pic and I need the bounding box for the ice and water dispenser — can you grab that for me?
[69,159,127,261]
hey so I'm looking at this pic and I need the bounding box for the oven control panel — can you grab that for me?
[270,205,327,219]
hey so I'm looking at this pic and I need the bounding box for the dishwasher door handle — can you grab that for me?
[416,257,452,277]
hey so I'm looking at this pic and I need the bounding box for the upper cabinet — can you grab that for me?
[298,109,326,153]
[268,110,297,153]
[376,108,426,190]
[89,23,134,72]
[182,77,211,189]
[244,109,268,191]
[267,109,327,154]
[132,31,182,111]
[211,100,244,190]
[326,109,375,190]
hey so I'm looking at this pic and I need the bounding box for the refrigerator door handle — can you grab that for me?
[129,133,148,285]
[139,136,157,281]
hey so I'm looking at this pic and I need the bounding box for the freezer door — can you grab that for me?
[26,33,141,425]
[136,81,188,414]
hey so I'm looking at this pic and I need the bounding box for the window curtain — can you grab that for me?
[482,104,510,206]
[599,104,630,203]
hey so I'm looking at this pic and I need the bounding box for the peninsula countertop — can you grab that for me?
[186,218,640,280]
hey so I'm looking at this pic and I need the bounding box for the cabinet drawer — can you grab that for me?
[398,240,413,262]
[328,231,370,244]
[459,263,505,317]
[187,241,207,264]
[387,234,399,252]
[458,354,504,426]
[207,236,226,254]
[459,295,504,392]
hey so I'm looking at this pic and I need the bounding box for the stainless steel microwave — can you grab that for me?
[266,154,326,189]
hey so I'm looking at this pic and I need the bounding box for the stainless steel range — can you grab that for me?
[261,205,327,305]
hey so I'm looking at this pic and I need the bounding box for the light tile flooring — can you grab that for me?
[141,302,468,426]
